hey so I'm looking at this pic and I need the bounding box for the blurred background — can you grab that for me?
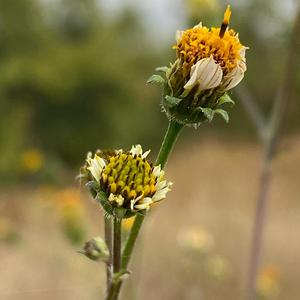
[0,0,299,299]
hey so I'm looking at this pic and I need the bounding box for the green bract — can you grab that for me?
[148,64,235,127]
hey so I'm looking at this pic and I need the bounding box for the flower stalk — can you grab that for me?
[104,216,113,290]
[105,120,184,300]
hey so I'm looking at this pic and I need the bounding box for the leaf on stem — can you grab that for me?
[165,95,183,108]
[147,74,165,84]
[199,107,215,122]
[214,109,229,123]
[218,93,235,106]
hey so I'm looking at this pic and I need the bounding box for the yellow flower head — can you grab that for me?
[257,265,280,298]
[149,5,247,127]
[21,148,44,173]
[84,145,172,217]
[175,5,246,80]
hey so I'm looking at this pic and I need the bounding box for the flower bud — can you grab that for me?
[79,237,109,262]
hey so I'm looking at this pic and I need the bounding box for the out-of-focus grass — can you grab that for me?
[0,137,300,300]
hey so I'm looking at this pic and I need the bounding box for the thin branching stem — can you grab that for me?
[245,7,300,300]
[236,85,267,143]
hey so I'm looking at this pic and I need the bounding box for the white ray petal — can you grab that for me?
[152,180,172,202]
[153,165,164,179]
[176,30,184,43]
[193,22,202,29]
[142,149,151,159]
[220,63,245,92]
[130,144,143,156]
[184,57,223,91]
[134,198,153,211]
[87,154,106,182]
[108,193,124,206]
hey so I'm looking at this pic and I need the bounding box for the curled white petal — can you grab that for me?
[193,22,202,29]
[142,149,151,159]
[219,46,247,92]
[153,165,164,179]
[220,63,245,91]
[115,149,123,155]
[176,30,184,43]
[130,144,143,156]
[184,57,223,91]
[130,194,144,210]
[152,180,173,202]
[130,144,150,158]
[240,46,247,60]
[87,154,106,182]
[108,193,124,207]
[134,198,153,211]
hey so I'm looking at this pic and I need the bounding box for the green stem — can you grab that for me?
[104,216,113,291]
[113,217,122,274]
[106,217,122,300]
[121,213,145,270]
[155,120,184,168]
[106,120,184,299]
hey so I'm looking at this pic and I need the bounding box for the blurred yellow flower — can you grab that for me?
[122,217,135,232]
[204,254,232,280]
[55,188,86,245]
[21,148,44,173]
[177,226,214,254]
[55,188,83,214]
[0,217,12,240]
[257,265,280,299]
[0,217,19,244]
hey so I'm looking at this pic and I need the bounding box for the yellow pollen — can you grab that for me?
[175,6,243,75]
[100,153,157,207]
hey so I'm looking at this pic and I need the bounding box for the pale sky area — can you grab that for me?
[41,0,297,43]
[98,0,296,39]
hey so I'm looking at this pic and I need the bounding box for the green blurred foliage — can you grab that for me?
[0,0,299,184]
[0,0,165,183]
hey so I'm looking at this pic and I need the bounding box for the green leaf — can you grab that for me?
[155,66,169,73]
[147,74,165,84]
[199,107,215,122]
[86,181,99,198]
[214,109,229,123]
[164,95,182,108]
[218,93,235,106]
[96,191,114,215]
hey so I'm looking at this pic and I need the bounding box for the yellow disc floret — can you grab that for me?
[176,26,243,75]
[100,152,157,207]
[222,5,232,26]
[175,6,243,75]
